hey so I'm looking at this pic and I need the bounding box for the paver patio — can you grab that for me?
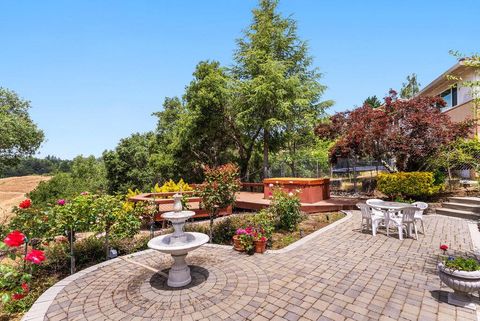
[24,212,479,321]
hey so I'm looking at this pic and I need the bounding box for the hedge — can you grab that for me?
[377,172,442,199]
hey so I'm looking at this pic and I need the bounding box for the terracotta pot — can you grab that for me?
[254,239,267,254]
[438,262,480,310]
[232,235,244,252]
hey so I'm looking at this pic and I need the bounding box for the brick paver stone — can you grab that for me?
[27,212,478,320]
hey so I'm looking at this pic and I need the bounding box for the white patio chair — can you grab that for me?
[411,201,428,234]
[366,199,385,216]
[357,203,384,236]
[389,207,419,240]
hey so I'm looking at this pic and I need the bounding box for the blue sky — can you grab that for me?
[1,0,479,159]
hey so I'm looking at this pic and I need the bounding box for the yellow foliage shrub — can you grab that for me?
[123,188,142,211]
[377,172,442,199]
[152,179,193,193]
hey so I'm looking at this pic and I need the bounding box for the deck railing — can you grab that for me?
[240,182,264,193]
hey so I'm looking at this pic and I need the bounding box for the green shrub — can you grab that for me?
[377,172,442,199]
[8,205,57,241]
[270,189,302,232]
[250,209,276,239]
[28,173,76,206]
[1,275,58,315]
[110,209,141,239]
[110,234,150,256]
[74,236,105,268]
[41,242,69,274]
[185,215,251,244]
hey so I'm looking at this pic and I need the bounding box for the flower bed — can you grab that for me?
[185,211,345,251]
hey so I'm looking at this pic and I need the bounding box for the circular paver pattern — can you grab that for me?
[44,250,270,321]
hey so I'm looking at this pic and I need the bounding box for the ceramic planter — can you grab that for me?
[254,239,267,254]
[232,235,244,252]
[438,262,480,310]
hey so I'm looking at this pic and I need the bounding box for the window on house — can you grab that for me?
[439,86,458,111]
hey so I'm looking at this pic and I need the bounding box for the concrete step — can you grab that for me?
[442,202,480,213]
[436,207,480,219]
[448,197,480,205]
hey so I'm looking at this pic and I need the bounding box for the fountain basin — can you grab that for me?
[148,232,209,255]
[148,232,209,287]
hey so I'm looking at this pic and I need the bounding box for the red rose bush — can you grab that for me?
[1,201,46,304]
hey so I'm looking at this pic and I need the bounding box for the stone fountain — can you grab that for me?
[147,194,209,287]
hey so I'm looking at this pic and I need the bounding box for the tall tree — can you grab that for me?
[363,95,382,108]
[181,61,235,167]
[151,97,188,181]
[233,0,328,178]
[400,73,421,99]
[0,87,44,166]
[103,132,157,193]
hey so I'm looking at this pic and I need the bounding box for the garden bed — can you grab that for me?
[270,212,345,249]
[184,211,345,250]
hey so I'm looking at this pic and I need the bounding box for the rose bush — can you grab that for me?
[3,230,26,247]
[0,229,46,306]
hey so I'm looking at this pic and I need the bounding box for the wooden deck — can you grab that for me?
[235,191,359,213]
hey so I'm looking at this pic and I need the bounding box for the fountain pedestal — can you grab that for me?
[169,254,191,287]
[147,194,209,287]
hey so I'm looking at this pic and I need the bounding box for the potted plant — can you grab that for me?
[233,228,246,251]
[437,244,480,310]
[253,227,268,254]
[253,235,267,254]
[238,226,255,255]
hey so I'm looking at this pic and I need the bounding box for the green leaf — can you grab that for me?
[2,293,11,303]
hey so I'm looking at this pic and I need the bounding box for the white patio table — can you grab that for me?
[367,200,410,211]
[366,200,410,236]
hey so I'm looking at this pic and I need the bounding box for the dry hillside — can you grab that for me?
[0,175,51,222]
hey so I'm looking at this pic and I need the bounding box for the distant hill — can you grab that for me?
[0,156,72,178]
[0,175,51,222]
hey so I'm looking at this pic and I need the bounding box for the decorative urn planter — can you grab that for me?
[254,239,267,254]
[438,262,480,310]
[232,235,244,252]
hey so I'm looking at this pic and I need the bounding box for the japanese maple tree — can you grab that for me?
[315,90,473,172]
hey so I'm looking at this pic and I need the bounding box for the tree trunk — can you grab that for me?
[352,156,358,193]
[69,228,75,275]
[209,207,219,243]
[381,159,397,173]
[291,140,297,177]
[105,230,109,260]
[263,129,270,178]
[289,163,296,177]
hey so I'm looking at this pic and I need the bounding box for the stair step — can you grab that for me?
[448,197,480,205]
[436,207,480,219]
[442,202,480,212]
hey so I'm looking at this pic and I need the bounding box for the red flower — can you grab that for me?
[4,230,26,247]
[12,293,26,300]
[25,249,46,264]
[440,244,449,251]
[19,199,32,209]
[21,283,29,293]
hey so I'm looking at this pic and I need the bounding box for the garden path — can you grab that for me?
[24,212,478,321]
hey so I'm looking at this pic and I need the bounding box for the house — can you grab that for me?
[416,59,479,136]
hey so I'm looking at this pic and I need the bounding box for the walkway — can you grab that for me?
[24,212,478,321]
